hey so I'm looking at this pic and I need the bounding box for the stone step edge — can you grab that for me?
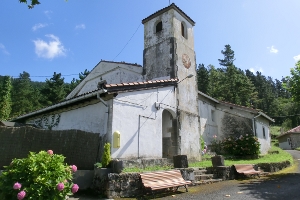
[193,179,223,185]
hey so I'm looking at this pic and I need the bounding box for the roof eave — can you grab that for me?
[142,3,195,26]
[12,89,107,121]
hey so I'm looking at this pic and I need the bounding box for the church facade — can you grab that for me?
[13,4,273,160]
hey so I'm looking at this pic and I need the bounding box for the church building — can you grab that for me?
[13,4,273,161]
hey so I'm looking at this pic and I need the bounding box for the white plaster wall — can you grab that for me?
[255,117,271,154]
[173,11,194,50]
[110,86,176,159]
[27,102,108,135]
[198,99,218,145]
[67,62,143,99]
[198,97,271,154]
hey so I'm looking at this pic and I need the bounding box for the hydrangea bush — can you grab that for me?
[222,134,260,156]
[0,150,79,200]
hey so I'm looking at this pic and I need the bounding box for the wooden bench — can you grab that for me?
[233,164,261,178]
[140,170,191,196]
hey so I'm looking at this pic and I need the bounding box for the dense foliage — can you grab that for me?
[197,44,298,127]
[0,76,12,120]
[0,69,89,120]
[0,150,79,200]
[222,135,260,156]
[102,143,111,168]
[210,134,260,156]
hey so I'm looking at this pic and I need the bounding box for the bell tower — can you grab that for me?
[142,4,200,160]
[142,3,196,81]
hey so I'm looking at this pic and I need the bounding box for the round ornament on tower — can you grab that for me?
[182,54,191,69]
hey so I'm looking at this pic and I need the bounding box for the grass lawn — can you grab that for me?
[122,145,293,173]
[190,145,293,168]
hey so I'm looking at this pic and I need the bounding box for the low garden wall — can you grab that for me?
[92,168,194,198]
[0,126,101,170]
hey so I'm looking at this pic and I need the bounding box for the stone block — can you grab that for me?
[211,155,224,167]
[173,155,188,168]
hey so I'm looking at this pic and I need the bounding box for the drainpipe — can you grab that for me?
[253,112,262,136]
[96,92,109,162]
[97,93,108,107]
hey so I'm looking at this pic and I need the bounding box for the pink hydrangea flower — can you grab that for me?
[47,150,53,155]
[17,191,26,200]
[72,184,79,193]
[57,183,64,191]
[71,165,77,172]
[13,182,22,190]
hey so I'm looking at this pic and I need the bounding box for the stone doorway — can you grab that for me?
[162,109,178,158]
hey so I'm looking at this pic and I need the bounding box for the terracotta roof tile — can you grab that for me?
[287,125,300,133]
[104,78,178,93]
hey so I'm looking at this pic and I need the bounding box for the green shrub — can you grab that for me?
[222,134,260,156]
[0,150,79,200]
[102,143,111,168]
[200,136,205,151]
[210,135,223,155]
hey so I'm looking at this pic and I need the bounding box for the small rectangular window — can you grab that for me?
[211,110,215,122]
[263,127,266,139]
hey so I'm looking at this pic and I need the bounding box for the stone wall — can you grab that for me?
[92,168,193,198]
[0,126,101,170]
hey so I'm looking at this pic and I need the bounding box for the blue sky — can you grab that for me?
[0,0,299,82]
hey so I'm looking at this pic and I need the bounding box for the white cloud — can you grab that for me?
[0,43,10,55]
[44,10,53,19]
[32,23,48,31]
[33,34,66,59]
[75,24,86,30]
[268,45,278,54]
[293,54,300,62]
[249,68,255,73]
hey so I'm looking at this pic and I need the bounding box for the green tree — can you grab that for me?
[285,60,300,102]
[218,44,236,67]
[0,76,12,120]
[19,0,40,9]
[41,72,67,106]
[207,65,224,98]
[19,0,68,9]
[65,69,90,94]
[11,72,41,117]
[196,64,209,93]
[79,69,90,81]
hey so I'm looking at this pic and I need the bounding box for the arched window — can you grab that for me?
[156,21,162,33]
[181,22,185,38]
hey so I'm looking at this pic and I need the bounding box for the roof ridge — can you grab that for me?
[142,3,195,25]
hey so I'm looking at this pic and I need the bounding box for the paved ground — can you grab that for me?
[69,150,300,200]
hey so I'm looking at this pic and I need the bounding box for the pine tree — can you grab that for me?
[11,72,41,117]
[0,76,12,120]
[196,64,209,93]
[41,72,66,106]
[218,44,236,67]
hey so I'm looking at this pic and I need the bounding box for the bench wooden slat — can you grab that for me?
[140,170,191,193]
[233,164,261,177]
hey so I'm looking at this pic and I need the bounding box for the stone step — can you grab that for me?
[194,178,223,185]
[194,174,214,181]
[193,170,207,175]
[190,167,206,171]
